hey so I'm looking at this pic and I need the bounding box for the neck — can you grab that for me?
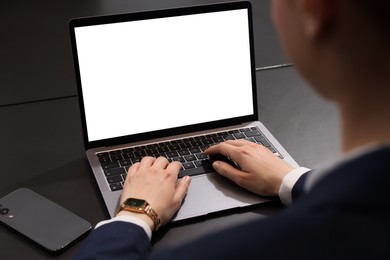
[340,91,390,153]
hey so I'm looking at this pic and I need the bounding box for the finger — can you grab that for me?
[122,163,140,202]
[173,176,191,206]
[224,139,252,146]
[204,142,237,158]
[138,156,155,170]
[212,161,247,184]
[205,139,251,155]
[127,162,140,176]
[152,156,169,169]
[166,161,182,176]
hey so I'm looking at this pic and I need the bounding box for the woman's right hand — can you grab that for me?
[205,140,294,196]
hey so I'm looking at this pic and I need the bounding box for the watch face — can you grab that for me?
[124,198,146,208]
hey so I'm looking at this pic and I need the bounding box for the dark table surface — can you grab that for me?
[0,1,340,259]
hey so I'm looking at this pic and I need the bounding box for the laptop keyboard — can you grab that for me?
[96,127,282,191]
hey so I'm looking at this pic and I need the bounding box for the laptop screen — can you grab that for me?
[71,3,257,145]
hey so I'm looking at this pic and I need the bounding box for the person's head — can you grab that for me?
[271,0,390,103]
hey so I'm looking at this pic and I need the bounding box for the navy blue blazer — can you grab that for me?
[75,147,390,259]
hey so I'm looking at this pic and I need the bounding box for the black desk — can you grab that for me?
[0,0,340,258]
[0,67,340,259]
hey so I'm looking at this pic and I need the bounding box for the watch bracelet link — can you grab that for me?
[144,204,161,231]
[118,199,161,231]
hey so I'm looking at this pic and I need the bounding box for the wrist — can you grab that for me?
[117,198,162,231]
[116,210,155,231]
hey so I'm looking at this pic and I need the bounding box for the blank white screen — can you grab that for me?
[75,9,254,142]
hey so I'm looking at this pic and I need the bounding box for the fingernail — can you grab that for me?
[213,161,220,169]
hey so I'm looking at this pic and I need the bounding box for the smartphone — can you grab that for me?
[0,188,92,253]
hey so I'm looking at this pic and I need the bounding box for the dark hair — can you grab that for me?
[352,1,390,34]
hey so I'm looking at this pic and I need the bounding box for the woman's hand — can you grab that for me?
[205,140,294,196]
[118,156,191,230]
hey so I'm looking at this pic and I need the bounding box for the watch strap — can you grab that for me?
[144,204,161,231]
[119,199,161,231]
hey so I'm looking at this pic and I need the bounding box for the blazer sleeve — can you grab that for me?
[74,221,151,260]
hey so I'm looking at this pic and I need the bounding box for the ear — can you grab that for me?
[297,0,337,40]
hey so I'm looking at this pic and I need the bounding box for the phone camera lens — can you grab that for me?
[0,208,9,215]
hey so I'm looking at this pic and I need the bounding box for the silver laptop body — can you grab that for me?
[69,1,299,221]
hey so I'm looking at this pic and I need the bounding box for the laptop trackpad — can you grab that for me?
[174,173,269,221]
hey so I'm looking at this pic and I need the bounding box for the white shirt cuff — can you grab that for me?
[279,167,311,206]
[95,215,152,240]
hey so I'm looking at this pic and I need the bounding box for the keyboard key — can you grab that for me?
[254,136,272,147]
[119,159,132,167]
[145,148,158,155]
[179,142,191,149]
[110,154,123,161]
[168,144,180,151]
[195,153,208,160]
[233,133,246,139]
[268,147,277,153]
[239,128,251,132]
[179,166,214,178]
[200,145,211,151]
[189,147,201,154]
[194,160,210,168]
[228,130,240,134]
[154,153,167,158]
[212,137,224,143]
[182,162,195,169]
[166,151,179,158]
[134,150,146,157]
[207,133,218,138]
[172,157,185,163]
[137,145,146,150]
[131,157,142,164]
[177,149,190,156]
[107,175,123,184]
[98,156,111,163]
[122,147,134,152]
[122,152,136,159]
[245,130,261,137]
[245,137,256,143]
[97,152,109,157]
[182,137,194,142]
[202,138,214,145]
[184,155,197,162]
[109,183,123,191]
[101,161,120,170]
[104,167,126,177]
[190,140,203,147]
[157,146,169,153]
[223,134,235,141]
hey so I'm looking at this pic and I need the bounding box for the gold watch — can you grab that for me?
[119,198,161,231]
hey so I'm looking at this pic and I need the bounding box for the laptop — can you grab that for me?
[69,1,299,221]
